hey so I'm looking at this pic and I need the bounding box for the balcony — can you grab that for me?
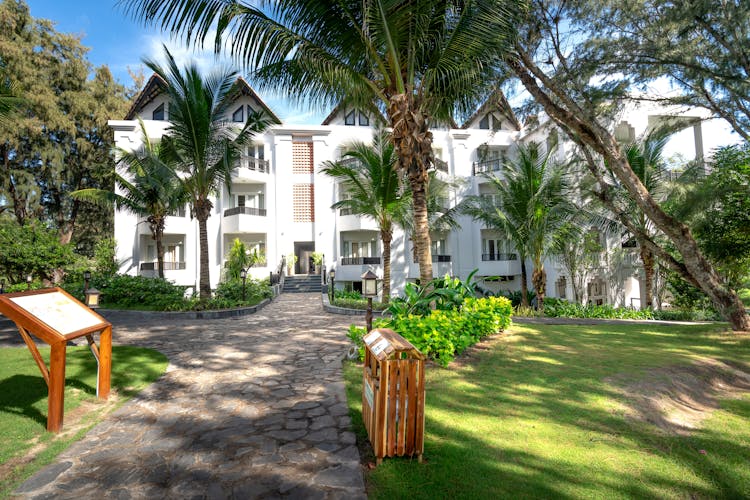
[434,158,449,173]
[224,206,267,217]
[473,159,504,175]
[481,253,517,261]
[341,256,382,265]
[241,156,270,173]
[139,262,186,271]
[414,254,452,263]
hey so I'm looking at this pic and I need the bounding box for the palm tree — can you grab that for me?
[463,143,572,311]
[618,133,672,309]
[321,131,409,304]
[73,120,185,279]
[0,71,23,123]
[145,47,271,300]
[121,0,524,288]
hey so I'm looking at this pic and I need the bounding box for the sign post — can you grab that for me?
[0,288,112,432]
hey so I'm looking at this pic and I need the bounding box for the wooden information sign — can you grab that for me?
[0,288,112,432]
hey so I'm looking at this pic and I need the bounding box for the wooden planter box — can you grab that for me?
[362,328,425,464]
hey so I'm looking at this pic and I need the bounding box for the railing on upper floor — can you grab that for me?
[341,256,382,265]
[413,254,452,263]
[223,206,267,217]
[241,156,270,173]
[481,253,518,261]
[472,159,504,175]
[139,261,186,271]
[434,158,449,173]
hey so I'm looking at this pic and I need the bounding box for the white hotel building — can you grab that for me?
[109,75,731,307]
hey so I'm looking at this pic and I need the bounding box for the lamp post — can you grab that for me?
[361,269,378,332]
[26,274,32,290]
[240,268,247,303]
[83,270,91,292]
[329,267,336,303]
[0,280,5,294]
[84,287,102,308]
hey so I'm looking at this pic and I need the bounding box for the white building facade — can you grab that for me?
[109,77,733,306]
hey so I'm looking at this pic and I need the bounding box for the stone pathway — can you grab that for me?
[8,294,366,499]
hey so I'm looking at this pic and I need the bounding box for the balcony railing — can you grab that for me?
[139,262,186,271]
[224,206,267,217]
[434,158,449,173]
[473,158,504,175]
[341,256,382,265]
[241,156,270,173]
[481,253,517,261]
[414,254,452,263]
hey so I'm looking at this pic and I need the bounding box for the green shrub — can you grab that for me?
[543,297,655,320]
[347,295,513,367]
[214,278,273,305]
[332,297,389,311]
[651,308,721,322]
[60,274,188,310]
[334,289,364,300]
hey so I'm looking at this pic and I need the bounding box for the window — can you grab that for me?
[338,185,353,216]
[344,110,356,126]
[479,114,490,129]
[235,192,264,209]
[555,276,567,299]
[170,205,187,217]
[482,238,502,257]
[247,143,264,160]
[342,239,377,258]
[152,103,165,121]
[358,112,369,126]
[431,239,447,255]
[232,106,244,123]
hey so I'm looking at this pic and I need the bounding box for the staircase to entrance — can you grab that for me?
[282,274,322,293]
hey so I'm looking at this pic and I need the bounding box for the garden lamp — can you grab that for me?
[85,288,101,309]
[83,270,91,292]
[361,269,378,332]
[0,280,5,294]
[240,268,247,302]
[26,274,32,290]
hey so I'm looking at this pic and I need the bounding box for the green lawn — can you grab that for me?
[344,322,750,499]
[0,345,168,497]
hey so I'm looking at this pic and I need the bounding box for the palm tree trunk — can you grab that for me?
[520,258,530,307]
[381,229,392,304]
[195,199,212,301]
[149,216,166,279]
[532,262,547,312]
[639,241,654,309]
[509,53,750,331]
[387,93,433,288]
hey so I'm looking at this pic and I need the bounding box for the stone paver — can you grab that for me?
[7,293,366,499]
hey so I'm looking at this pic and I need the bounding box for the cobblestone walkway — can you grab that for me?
[10,294,366,499]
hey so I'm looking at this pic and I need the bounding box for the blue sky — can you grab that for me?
[25,0,326,124]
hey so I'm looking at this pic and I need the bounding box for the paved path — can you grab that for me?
[9,294,366,499]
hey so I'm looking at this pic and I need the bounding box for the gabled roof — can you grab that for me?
[321,102,386,125]
[461,90,521,131]
[125,73,166,120]
[124,74,281,124]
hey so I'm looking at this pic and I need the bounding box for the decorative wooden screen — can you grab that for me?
[292,140,314,174]
[293,183,314,222]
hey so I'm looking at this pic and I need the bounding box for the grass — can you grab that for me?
[343,322,750,498]
[0,345,168,497]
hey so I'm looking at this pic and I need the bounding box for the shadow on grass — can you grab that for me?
[0,374,48,426]
[345,323,750,498]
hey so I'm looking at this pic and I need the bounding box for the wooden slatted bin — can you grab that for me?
[362,328,425,464]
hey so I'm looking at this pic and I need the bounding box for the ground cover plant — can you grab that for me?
[331,289,388,312]
[0,345,168,496]
[344,322,750,498]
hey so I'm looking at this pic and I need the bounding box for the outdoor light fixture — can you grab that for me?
[329,267,336,302]
[0,280,5,294]
[84,288,101,309]
[26,274,32,290]
[83,270,92,292]
[361,269,378,298]
[361,269,378,332]
[240,268,247,302]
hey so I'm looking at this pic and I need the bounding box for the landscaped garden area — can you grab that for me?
[0,345,167,497]
[344,321,750,498]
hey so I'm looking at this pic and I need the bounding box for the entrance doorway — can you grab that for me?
[294,241,315,274]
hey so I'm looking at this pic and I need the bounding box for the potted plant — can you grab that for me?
[286,253,297,275]
[311,252,324,273]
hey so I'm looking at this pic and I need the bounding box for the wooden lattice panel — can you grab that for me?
[293,183,315,222]
[292,141,314,174]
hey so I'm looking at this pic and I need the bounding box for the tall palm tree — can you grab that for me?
[121,0,525,288]
[73,120,185,279]
[463,143,572,311]
[145,47,271,300]
[321,131,409,304]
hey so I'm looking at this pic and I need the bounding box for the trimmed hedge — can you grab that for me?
[348,296,512,367]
